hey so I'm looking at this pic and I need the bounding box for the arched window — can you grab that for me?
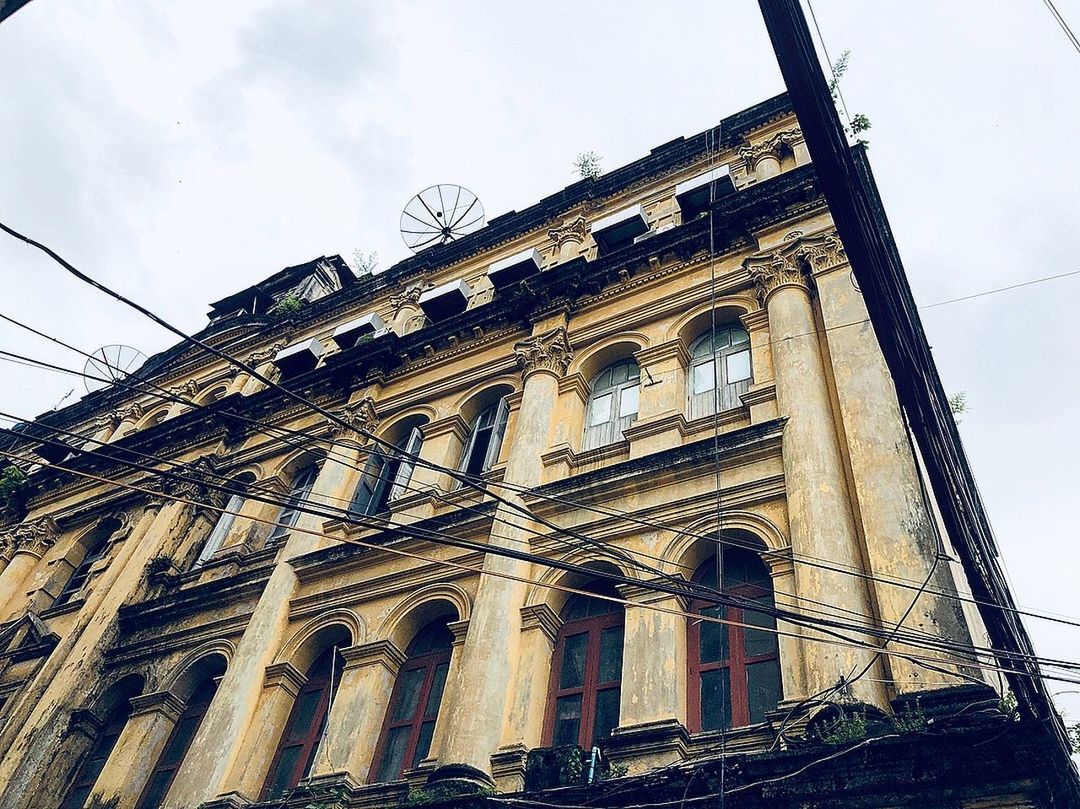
[687,326,752,420]
[261,646,344,800]
[688,547,781,731]
[544,583,624,748]
[583,360,640,450]
[194,475,254,568]
[135,677,220,809]
[350,424,425,517]
[371,619,453,782]
[266,464,318,546]
[55,523,116,607]
[59,697,134,809]
[457,399,509,476]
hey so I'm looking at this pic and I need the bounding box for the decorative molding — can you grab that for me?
[547,214,588,247]
[330,396,379,440]
[8,516,60,557]
[633,340,691,370]
[738,127,803,167]
[745,230,847,305]
[116,401,144,424]
[556,372,591,406]
[168,379,201,400]
[245,340,287,367]
[520,603,561,643]
[446,618,470,648]
[617,577,689,610]
[340,639,407,675]
[129,690,186,721]
[389,283,425,314]
[740,383,777,409]
[514,327,573,380]
[263,661,307,696]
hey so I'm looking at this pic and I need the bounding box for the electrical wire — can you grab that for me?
[6,316,1080,635]
[1040,0,1080,55]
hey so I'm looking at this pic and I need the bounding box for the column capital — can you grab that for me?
[263,661,307,696]
[514,327,573,380]
[9,516,60,558]
[129,690,186,722]
[547,214,588,248]
[340,639,406,675]
[746,252,811,306]
[329,396,379,441]
[738,127,803,168]
[245,340,287,367]
[520,603,561,644]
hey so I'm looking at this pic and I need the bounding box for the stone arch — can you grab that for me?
[160,640,234,701]
[661,510,789,578]
[276,609,365,673]
[569,332,650,383]
[524,552,638,617]
[264,447,323,482]
[376,405,438,444]
[134,406,171,432]
[451,376,520,426]
[194,383,230,406]
[84,672,146,721]
[665,295,759,347]
[377,582,471,651]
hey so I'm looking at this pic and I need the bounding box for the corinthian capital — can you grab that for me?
[11,516,60,557]
[514,328,573,379]
[745,253,810,305]
[547,215,588,247]
[739,127,803,167]
[330,396,379,440]
[788,231,848,274]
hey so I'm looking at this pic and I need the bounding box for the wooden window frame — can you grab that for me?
[260,649,341,800]
[266,465,318,546]
[134,679,218,809]
[582,360,641,451]
[687,562,781,732]
[543,607,623,749]
[370,637,452,782]
[687,326,752,420]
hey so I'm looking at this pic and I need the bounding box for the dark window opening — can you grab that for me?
[371,620,454,782]
[350,426,424,517]
[59,698,134,809]
[458,399,509,477]
[266,465,318,546]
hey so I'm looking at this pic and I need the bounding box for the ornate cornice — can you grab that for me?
[245,340,287,367]
[329,396,379,440]
[514,327,573,380]
[7,516,60,557]
[745,230,847,305]
[341,639,407,675]
[548,214,588,247]
[520,603,561,643]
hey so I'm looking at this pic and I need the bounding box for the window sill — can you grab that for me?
[41,598,84,619]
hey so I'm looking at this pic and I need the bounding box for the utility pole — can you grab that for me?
[755,0,1080,801]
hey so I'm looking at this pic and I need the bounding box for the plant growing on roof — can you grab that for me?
[0,465,30,513]
[828,49,872,146]
[271,293,304,318]
[573,150,603,180]
[352,249,378,276]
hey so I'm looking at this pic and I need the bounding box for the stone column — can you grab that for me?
[163,402,379,808]
[805,232,974,691]
[310,641,406,783]
[432,325,572,786]
[223,662,307,800]
[0,492,185,808]
[0,517,59,616]
[616,580,688,728]
[225,368,250,397]
[0,536,11,578]
[109,403,144,443]
[88,691,186,809]
[746,250,885,705]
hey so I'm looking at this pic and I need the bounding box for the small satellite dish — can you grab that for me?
[400,184,485,253]
[83,344,148,394]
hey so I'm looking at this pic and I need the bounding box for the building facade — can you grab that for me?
[0,94,1068,808]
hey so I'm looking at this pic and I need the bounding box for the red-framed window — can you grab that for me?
[370,620,454,782]
[60,699,133,809]
[135,678,219,809]
[687,548,781,732]
[261,647,344,800]
[544,584,624,748]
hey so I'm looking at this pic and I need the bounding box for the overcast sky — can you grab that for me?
[1,1,1077,721]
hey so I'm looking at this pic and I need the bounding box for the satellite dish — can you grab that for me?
[83,344,148,394]
[400,184,485,253]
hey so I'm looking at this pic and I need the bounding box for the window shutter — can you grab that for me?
[351,452,389,517]
[389,427,424,501]
[195,494,244,567]
[482,398,510,472]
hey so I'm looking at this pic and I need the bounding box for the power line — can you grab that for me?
[7,445,1078,690]
[1041,0,1080,54]
[5,323,1080,635]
